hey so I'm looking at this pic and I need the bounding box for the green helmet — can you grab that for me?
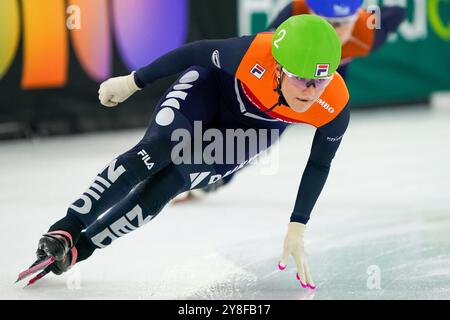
[272,14,341,79]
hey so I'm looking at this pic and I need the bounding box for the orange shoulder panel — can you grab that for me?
[236,33,279,109]
[342,9,375,60]
[292,0,311,15]
[236,33,349,127]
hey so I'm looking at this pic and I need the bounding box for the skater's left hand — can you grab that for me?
[278,222,316,289]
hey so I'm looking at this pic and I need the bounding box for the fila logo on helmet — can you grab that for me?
[315,64,330,77]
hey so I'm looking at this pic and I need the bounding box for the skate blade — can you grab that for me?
[15,256,54,284]
[24,270,50,287]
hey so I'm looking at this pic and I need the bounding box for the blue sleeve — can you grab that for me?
[290,104,350,224]
[266,3,294,31]
[372,6,406,52]
[134,36,255,88]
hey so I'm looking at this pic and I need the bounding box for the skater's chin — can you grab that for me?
[288,99,314,113]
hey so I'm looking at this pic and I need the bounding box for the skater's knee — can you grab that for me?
[138,166,189,214]
[117,138,173,182]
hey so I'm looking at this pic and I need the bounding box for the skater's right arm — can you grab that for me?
[134,37,255,87]
[98,36,254,107]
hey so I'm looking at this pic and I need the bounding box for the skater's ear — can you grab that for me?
[275,63,282,78]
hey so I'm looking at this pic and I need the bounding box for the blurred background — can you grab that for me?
[1,0,449,139]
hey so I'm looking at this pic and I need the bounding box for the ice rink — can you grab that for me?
[1,106,449,300]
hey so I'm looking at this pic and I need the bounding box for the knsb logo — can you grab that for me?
[0,0,188,89]
[315,64,330,77]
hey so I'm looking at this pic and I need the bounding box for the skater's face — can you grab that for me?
[334,22,357,44]
[276,65,330,113]
[324,15,358,45]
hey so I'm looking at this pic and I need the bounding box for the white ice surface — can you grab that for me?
[1,106,450,300]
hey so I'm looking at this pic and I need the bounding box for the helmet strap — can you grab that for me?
[276,73,288,106]
[264,72,288,114]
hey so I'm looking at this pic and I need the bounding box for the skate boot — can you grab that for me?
[36,231,78,275]
[16,231,78,286]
